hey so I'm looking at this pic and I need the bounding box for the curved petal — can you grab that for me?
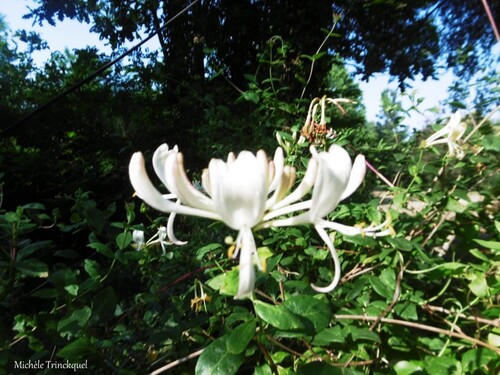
[266,166,296,209]
[271,158,318,210]
[340,154,366,201]
[268,147,284,192]
[167,204,188,245]
[153,144,177,188]
[309,145,352,222]
[234,227,257,299]
[129,152,221,220]
[164,152,215,211]
[311,225,341,293]
[449,120,466,142]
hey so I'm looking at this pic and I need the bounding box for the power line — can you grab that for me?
[2,0,199,135]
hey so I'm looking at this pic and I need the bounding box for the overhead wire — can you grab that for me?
[2,0,200,135]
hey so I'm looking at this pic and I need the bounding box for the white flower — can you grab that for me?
[132,229,145,251]
[423,111,467,157]
[146,226,171,255]
[129,143,391,298]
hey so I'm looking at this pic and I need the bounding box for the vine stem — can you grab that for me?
[149,348,204,375]
[365,159,395,188]
[481,0,500,42]
[423,304,500,328]
[334,314,500,354]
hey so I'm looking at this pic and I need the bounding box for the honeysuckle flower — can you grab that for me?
[146,226,170,255]
[423,111,467,157]
[299,96,352,144]
[129,143,391,299]
[132,229,145,251]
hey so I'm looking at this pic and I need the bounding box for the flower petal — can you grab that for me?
[153,144,177,188]
[167,203,188,245]
[271,157,318,210]
[310,225,341,293]
[234,227,257,299]
[211,151,268,230]
[129,152,221,220]
[309,145,352,222]
[268,147,284,192]
[164,152,215,211]
[340,154,366,201]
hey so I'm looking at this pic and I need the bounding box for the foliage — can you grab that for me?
[25,0,498,86]
[0,2,499,374]
[1,91,499,374]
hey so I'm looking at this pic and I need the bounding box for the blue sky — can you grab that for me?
[1,0,459,129]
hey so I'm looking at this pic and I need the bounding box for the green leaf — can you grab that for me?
[92,287,117,323]
[253,300,305,331]
[64,284,79,296]
[57,306,92,339]
[242,91,260,104]
[473,239,500,251]
[116,232,132,250]
[469,249,491,262]
[296,362,342,375]
[368,275,392,300]
[195,336,244,375]
[423,356,462,375]
[196,243,223,260]
[87,242,114,258]
[379,268,396,289]
[394,302,418,320]
[84,259,101,279]
[343,235,377,247]
[57,337,95,361]
[481,134,500,152]
[468,274,489,297]
[282,295,332,334]
[350,327,380,343]
[446,197,466,213]
[385,237,413,251]
[312,326,345,345]
[226,320,256,354]
[461,348,498,373]
[15,259,49,278]
[393,360,425,375]
[16,240,52,260]
[254,364,273,375]
[206,269,239,296]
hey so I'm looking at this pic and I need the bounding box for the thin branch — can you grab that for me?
[299,19,338,100]
[149,348,204,375]
[365,159,395,188]
[423,304,500,328]
[481,0,500,42]
[334,314,500,353]
[463,104,500,144]
[370,258,409,331]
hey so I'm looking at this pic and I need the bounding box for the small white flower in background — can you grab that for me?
[145,226,171,255]
[129,143,392,299]
[132,229,145,251]
[423,111,467,157]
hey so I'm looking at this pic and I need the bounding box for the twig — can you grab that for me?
[369,257,409,331]
[481,0,500,42]
[149,348,205,375]
[463,104,500,144]
[334,314,500,353]
[421,210,454,248]
[365,159,395,188]
[423,304,500,328]
[299,19,338,100]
